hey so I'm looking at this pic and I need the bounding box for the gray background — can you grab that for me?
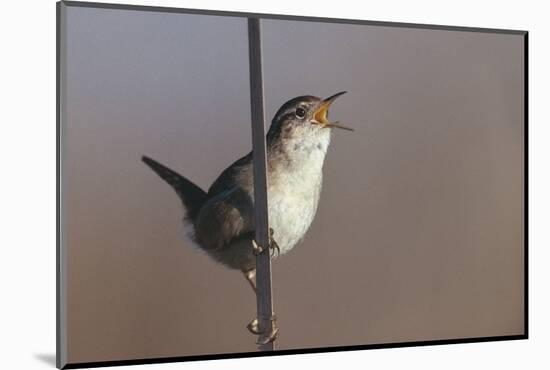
[64,6,524,363]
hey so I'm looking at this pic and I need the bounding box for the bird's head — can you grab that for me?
[268,91,352,142]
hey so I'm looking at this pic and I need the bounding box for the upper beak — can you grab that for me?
[312,91,353,131]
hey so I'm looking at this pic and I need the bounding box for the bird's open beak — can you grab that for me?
[312,91,353,131]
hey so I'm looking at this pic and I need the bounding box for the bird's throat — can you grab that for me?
[268,130,331,174]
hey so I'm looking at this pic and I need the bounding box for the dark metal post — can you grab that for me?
[247,17,275,351]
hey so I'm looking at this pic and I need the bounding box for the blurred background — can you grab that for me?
[63,5,524,363]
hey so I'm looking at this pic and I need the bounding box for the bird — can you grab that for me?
[142,91,352,344]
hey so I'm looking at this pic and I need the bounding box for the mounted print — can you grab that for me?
[57,1,528,368]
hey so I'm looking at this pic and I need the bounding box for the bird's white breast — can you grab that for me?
[267,132,330,256]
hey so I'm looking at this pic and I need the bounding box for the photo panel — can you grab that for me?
[58,2,526,368]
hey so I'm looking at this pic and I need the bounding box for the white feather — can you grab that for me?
[267,129,330,256]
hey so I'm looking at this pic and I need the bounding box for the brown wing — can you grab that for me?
[194,151,255,250]
[193,186,254,250]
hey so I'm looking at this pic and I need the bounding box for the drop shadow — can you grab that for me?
[34,353,57,367]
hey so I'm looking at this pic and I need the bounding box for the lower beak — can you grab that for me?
[312,91,353,131]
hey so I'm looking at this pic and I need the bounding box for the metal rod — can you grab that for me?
[247,17,275,351]
[57,2,69,368]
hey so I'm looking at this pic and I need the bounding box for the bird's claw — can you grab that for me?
[246,317,261,334]
[251,239,263,256]
[268,228,280,258]
[246,316,279,345]
[258,326,279,345]
[269,239,280,258]
[251,229,280,257]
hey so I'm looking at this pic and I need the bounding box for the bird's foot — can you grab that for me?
[246,315,279,345]
[251,228,280,257]
[269,228,280,258]
[251,239,263,256]
[246,317,261,334]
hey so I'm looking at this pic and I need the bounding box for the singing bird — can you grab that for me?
[142,91,352,343]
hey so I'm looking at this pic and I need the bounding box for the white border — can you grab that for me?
[2,1,547,369]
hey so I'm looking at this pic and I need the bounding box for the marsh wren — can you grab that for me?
[142,91,351,343]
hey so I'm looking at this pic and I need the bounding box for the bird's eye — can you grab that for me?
[295,107,306,118]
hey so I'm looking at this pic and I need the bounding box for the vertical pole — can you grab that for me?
[247,17,275,351]
[57,2,68,368]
